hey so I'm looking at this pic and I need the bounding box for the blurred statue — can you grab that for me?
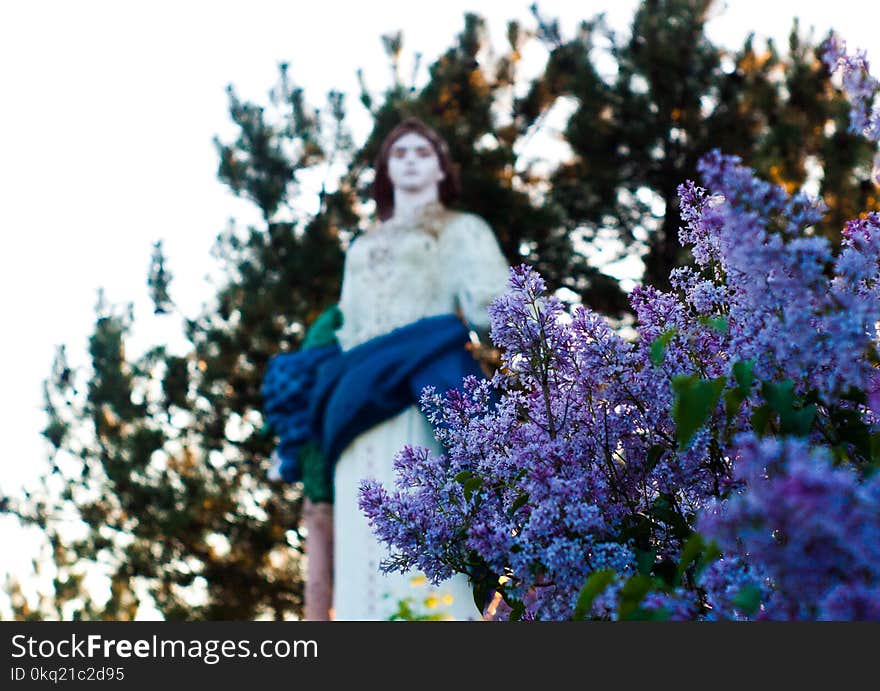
[263,117,509,620]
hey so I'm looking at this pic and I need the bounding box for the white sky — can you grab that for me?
[1,0,878,616]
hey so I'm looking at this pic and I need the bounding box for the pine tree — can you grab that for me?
[5,72,352,621]
[536,1,878,293]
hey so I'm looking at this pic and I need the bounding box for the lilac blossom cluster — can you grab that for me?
[699,435,880,621]
[359,42,880,621]
[361,273,657,620]
[822,34,880,185]
[822,34,880,144]
[676,152,880,400]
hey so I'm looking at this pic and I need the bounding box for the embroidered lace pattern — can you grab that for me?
[335,205,510,350]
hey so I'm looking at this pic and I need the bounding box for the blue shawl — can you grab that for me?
[261,314,483,485]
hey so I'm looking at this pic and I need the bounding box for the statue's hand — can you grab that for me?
[465,340,501,378]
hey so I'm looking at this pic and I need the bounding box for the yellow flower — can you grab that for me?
[410,575,427,587]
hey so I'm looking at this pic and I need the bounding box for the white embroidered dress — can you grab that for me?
[332,207,509,620]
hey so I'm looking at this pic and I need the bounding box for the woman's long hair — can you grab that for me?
[372,117,461,221]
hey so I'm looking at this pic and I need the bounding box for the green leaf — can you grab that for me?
[831,443,850,465]
[696,541,722,578]
[471,576,494,614]
[761,380,816,436]
[650,494,691,539]
[649,329,678,367]
[762,380,795,414]
[645,445,666,472]
[782,403,816,436]
[645,607,672,621]
[732,359,755,393]
[572,570,617,620]
[463,476,483,503]
[830,406,872,460]
[803,388,821,405]
[733,584,762,616]
[671,374,726,449]
[453,470,473,485]
[676,534,722,585]
[724,388,746,422]
[840,386,867,405]
[617,574,656,621]
[627,605,672,621]
[619,512,653,546]
[706,316,729,334]
[508,599,525,621]
[676,534,704,585]
[751,403,772,437]
[652,558,678,587]
[636,549,656,576]
[509,492,530,517]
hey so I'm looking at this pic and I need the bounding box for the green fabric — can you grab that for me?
[299,305,342,503]
[299,439,334,503]
[302,305,343,349]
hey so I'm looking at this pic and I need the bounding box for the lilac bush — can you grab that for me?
[359,37,880,620]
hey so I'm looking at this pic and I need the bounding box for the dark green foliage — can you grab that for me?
[649,328,677,366]
[542,2,878,294]
[148,241,174,315]
[572,569,616,620]
[671,374,726,449]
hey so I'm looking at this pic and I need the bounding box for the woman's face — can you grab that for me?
[386,132,445,194]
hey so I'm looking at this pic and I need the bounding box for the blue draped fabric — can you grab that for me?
[261,314,482,486]
[262,344,340,483]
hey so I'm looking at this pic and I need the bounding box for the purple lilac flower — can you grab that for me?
[868,369,880,421]
[640,589,700,621]
[696,556,771,621]
[818,584,880,621]
[676,152,879,398]
[822,34,880,144]
[698,434,880,620]
[822,34,880,184]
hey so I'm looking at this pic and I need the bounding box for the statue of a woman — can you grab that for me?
[331,118,509,620]
[263,117,509,620]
